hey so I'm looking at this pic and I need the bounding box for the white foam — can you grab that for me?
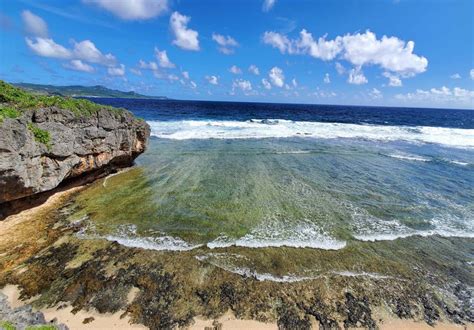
[79,224,202,251]
[445,159,470,166]
[196,254,319,282]
[207,218,346,250]
[386,153,431,162]
[331,271,394,280]
[147,119,474,149]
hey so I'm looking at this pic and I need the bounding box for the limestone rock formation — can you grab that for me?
[0,106,150,204]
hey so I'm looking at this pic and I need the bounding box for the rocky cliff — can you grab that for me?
[0,105,150,208]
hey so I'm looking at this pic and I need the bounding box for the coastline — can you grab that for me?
[1,284,471,330]
[1,182,473,330]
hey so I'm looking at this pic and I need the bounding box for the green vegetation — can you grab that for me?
[0,321,16,330]
[13,82,167,99]
[0,106,20,123]
[28,123,51,149]
[0,80,122,117]
[25,326,57,330]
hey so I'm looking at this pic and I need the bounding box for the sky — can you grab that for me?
[0,0,473,109]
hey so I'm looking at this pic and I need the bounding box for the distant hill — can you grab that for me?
[13,83,168,99]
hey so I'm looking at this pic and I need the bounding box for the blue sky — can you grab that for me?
[1,0,473,109]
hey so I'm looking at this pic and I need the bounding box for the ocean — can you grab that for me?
[73,99,474,259]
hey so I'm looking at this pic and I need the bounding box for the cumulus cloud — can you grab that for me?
[263,29,427,84]
[324,73,330,84]
[261,78,272,90]
[229,65,242,74]
[182,71,190,79]
[63,59,94,73]
[383,72,402,87]
[369,88,383,99]
[395,86,474,108]
[450,73,461,79]
[25,37,72,59]
[268,66,284,87]
[83,0,168,20]
[154,47,175,68]
[348,67,368,85]
[206,75,219,85]
[170,12,199,51]
[248,65,260,75]
[470,69,474,80]
[262,0,276,12]
[292,78,297,88]
[139,60,158,71]
[335,62,345,75]
[108,64,125,76]
[130,68,142,76]
[21,10,48,37]
[212,33,238,54]
[73,40,116,66]
[190,81,197,89]
[232,79,252,92]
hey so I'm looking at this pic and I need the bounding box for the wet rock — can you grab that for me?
[277,304,311,330]
[340,292,376,329]
[0,292,68,330]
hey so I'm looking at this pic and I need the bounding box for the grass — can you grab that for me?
[0,106,20,123]
[0,80,122,118]
[28,123,51,149]
[25,326,58,330]
[0,321,16,330]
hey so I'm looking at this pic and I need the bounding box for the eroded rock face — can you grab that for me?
[0,107,150,204]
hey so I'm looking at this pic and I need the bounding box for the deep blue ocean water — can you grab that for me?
[88,98,474,128]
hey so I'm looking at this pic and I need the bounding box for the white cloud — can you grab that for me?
[63,59,94,73]
[167,74,179,81]
[369,88,383,99]
[335,62,345,75]
[268,66,284,87]
[470,69,474,80]
[206,75,219,85]
[25,37,72,59]
[130,68,142,76]
[248,65,260,75]
[292,78,297,88]
[73,40,116,66]
[21,10,48,37]
[262,0,276,12]
[324,73,330,84]
[348,67,368,85]
[395,86,474,108]
[154,47,175,68]
[212,33,238,54]
[383,72,402,87]
[341,31,427,75]
[190,81,197,89]
[450,73,461,79]
[108,64,125,76]
[170,12,199,51]
[229,65,242,74]
[263,29,427,83]
[83,0,168,20]
[182,71,190,79]
[232,79,252,92]
[139,60,158,71]
[261,78,272,90]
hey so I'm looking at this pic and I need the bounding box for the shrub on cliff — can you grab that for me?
[0,80,122,118]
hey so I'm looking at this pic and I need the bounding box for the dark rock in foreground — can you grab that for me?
[0,106,150,207]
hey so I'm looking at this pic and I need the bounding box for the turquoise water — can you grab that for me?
[73,134,474,252]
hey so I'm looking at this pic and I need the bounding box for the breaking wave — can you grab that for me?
[148,119,474,149]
